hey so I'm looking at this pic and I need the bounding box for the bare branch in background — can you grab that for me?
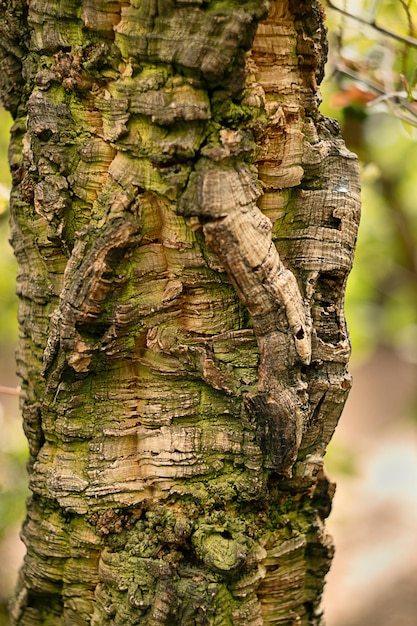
[326,0,417,47]
[326,0,417,126]
[0,385,20,396]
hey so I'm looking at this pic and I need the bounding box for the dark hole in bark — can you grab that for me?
[327,214,342,230]
[295,327,304,340]
[37,128,53,142]
[220,530,232,540]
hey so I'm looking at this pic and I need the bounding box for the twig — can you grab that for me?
[326,0,417,48]
[0,385,20,396]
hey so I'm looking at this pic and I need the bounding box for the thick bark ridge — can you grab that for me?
[1,0,360,624]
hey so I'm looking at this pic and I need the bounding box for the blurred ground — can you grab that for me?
[1,346,416,624]
[0,346,25,624]
[324,346,417,626]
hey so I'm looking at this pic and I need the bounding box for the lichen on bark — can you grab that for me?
[0,0,360,624]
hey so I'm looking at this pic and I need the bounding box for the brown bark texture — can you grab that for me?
[0,0,360,623]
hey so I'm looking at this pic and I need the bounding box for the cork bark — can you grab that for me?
[1,0,360,624]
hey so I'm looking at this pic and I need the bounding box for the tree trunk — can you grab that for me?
[1,0,360,624]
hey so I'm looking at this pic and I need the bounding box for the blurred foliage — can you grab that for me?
[325,439,360,477]
[0,108,25,621]
[325,0,417,127]
[323,0,417,366]
[0,109,17,345]
[0,407,28,539]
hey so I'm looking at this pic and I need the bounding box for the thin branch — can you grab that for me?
[326,0,417,48]
[331,60,386,95]
[399,0,415,38]
[332,60,417,125]
[0,385,20,396]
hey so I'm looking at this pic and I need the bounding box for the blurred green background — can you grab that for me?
[322,3,417,625]
[323,0,417,368]
[0,1,417,624]
[0,106,27,624]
